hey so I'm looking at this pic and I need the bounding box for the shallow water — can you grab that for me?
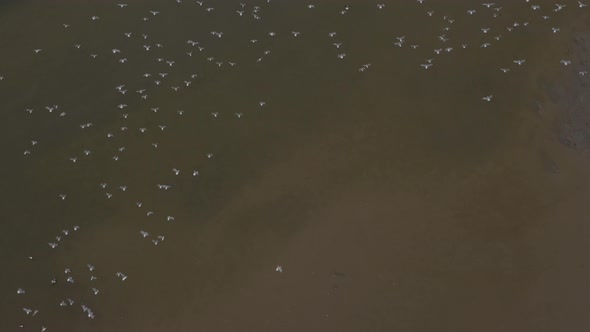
[2,1,590,331]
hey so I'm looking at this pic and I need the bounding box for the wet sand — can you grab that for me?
[2,1,590,331]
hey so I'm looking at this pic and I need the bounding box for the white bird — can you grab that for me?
[193,170,200,176]
[275,265,283,272]
[482,3,495,8]
[482,95,493,102]
[117,3,128,8]
[420,63,433,69]
[579,1,588,8]
[513,59,526,65]
[34,49,42,53]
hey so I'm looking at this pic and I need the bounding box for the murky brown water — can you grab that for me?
[2,0,590,331]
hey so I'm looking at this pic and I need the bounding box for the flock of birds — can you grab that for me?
[8,0,588,330]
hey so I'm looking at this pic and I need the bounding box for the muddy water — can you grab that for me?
[2,0,590,331]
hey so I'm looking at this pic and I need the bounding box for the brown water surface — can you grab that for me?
[2,1,590,331]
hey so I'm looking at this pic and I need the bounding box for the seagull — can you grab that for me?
[482,3,495,8]
[275,265,283,272]
[17,288,25,295]
[333,43,342,48]
[420,63,433,69]
[560,59,571,65]
[467,9,476,14]
[482,95,493,102]
[500,68,510,73]
[34,49,42,53]
[117,3,128,7]
[579,1,588,8]
[513,59,526,65]
[481,28,491,33]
